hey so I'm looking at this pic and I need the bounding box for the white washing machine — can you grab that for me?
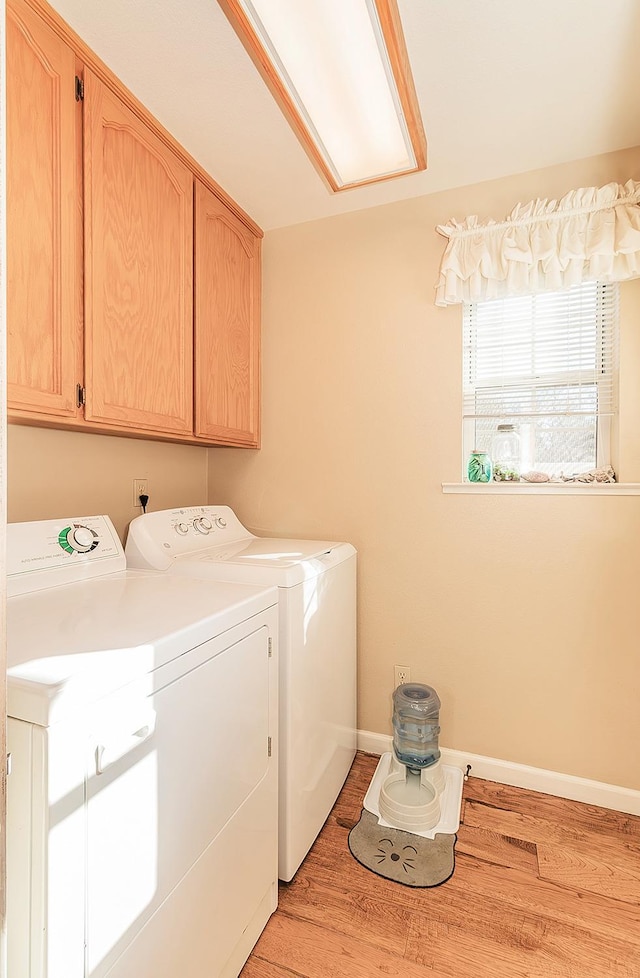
[126,505,357,881]
[6,515,279,978]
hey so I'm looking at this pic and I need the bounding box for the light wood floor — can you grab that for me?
[241,752,640,978]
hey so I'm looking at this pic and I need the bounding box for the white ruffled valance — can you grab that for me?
[435,179,640,306]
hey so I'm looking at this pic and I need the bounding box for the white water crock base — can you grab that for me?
[363,753,464,839]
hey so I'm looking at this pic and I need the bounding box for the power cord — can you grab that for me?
[139,493,149,514]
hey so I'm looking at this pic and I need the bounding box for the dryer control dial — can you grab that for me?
[175,523,189,536]
[193,517,212,534]
[58,524,98,554]
[214,516,227,529]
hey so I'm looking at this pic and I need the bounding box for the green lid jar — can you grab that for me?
[467,450,492,483]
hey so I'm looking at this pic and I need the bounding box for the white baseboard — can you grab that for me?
[357,730,394,757]
[356,729,640,817]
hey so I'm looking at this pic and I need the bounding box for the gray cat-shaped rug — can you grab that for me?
[348,809,456,887]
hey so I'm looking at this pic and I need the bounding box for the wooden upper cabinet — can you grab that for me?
[6,0,81,417]
[6,0,262,446]
[83,69,194,435]
[194,180,261,447]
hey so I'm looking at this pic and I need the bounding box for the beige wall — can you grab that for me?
[208,146,640,791]
[7,426,208,541]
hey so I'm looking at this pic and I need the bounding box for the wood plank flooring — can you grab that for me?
[241,752,640,978]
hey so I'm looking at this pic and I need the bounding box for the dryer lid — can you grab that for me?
[7,571,277,727]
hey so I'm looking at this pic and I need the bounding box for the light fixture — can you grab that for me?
[217,0,427,191]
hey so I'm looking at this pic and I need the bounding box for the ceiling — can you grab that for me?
[49,0,640,231]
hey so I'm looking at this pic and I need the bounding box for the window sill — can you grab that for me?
[442,482,640,495]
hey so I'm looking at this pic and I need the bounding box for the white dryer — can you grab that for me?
[6,515,279,978]
[126,506,357,881]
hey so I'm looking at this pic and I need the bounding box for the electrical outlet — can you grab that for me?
[133,478,149,507]
[394,665,411,688]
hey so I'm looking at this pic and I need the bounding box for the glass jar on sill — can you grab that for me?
[491,424,521,481]
[467,450,492,483]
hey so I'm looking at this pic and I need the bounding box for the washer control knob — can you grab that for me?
[214,516,227,529]
[175,523,189,535]
[193,517,212,534]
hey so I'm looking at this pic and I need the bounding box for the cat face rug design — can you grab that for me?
[348,810,456,887]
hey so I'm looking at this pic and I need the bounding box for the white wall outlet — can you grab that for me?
[133,478,149,507]
[394,665,411,687]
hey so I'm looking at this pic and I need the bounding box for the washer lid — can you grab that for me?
[172,538,356,587]
[125,507,357,585]
[195,537,335,565]
[7,570,277,727]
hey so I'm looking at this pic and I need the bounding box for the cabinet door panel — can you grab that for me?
[195,180,260,446]
[84,70,193,434]
[6,0,79,416]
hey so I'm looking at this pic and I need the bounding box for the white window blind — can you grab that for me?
[463,281,619,477]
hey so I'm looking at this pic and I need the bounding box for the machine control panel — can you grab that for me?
[163,507,240,541]
[126,506,251,569]
[7,515,125,596]
[172,513,227,536]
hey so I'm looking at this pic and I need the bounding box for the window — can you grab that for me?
[463,281,619,479]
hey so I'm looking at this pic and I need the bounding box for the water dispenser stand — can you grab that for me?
[363,753,464,839]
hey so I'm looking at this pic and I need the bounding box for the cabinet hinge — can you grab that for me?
[75,76,84,101]
[268,637,273,657]
[76,384,86,408]
[268,736,272,758]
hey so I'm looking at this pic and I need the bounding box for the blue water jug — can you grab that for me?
[392,683,441,771]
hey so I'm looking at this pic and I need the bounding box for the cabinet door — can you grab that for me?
[6,0,81,417]
[194,180,261,446]
[83,69,193,435]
